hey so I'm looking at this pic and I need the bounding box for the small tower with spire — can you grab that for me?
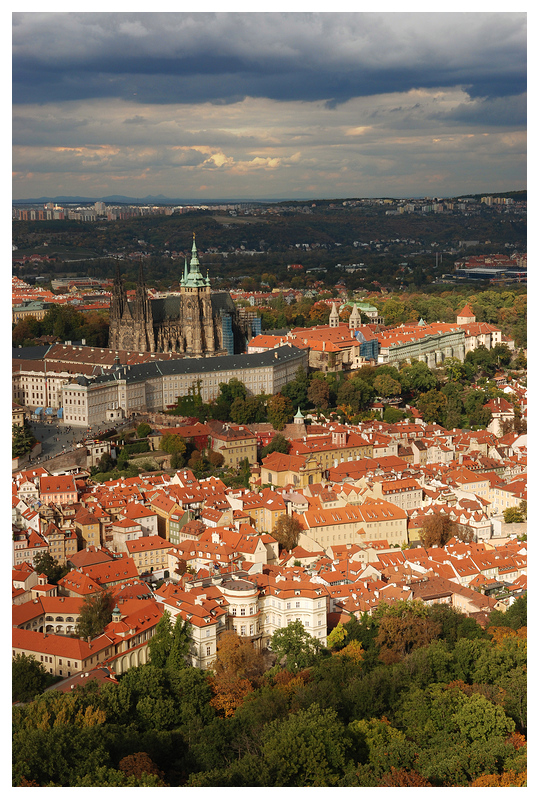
[348,303,362,330]
[329,302,340,328]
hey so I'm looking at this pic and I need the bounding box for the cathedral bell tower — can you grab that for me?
[132,262,155,352]
[109,263,131,351]
[180,234,215,356]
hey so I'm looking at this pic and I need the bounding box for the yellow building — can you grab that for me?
[261,452,323,489]
[149,493,182,541]
[12,402,28,428]
[208,422,258,467]
[289,430,373,472]
[73,508,102,548]
[125,536,172,576]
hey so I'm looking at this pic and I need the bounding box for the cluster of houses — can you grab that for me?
[12,402,526,685]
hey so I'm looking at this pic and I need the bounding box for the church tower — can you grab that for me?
[180,234,216,356]
[108,235,243,356]
[348,303,362,330]
[329,302,340,328]
[132,263,155,352]
[109,264,132,350]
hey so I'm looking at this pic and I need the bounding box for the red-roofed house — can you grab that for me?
[12,628,113,679]
[125,536,173,576]
[39,475,78,506]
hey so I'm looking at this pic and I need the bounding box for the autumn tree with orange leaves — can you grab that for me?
[378,767,432,787]
[118,753,167,785]
[209,631,267,717]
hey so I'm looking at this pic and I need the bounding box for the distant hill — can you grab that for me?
[13,190,526,206]
[12,195,290,205]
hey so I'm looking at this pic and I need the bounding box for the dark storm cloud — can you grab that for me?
[13,12,526,108]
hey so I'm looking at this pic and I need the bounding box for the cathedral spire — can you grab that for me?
[137,261,146,290]
[185,232,206,287]
[113,263,126,316]
[180,257,188,287]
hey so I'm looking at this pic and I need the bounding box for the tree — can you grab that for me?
[465,345,496,379]
[337,377,374,414]
[118,752,166,785]
[374,600,442,664]
[270,619,321,672]
[415,389,446,424]
[463,388,492,427]
[148,610,191,671]
[488,593,526,632]
[280,366,310,409]
[308,377,330,409]
[260,433,290,458]
[148,610,173,669]
[503,506,524,524]
[12,653,51,702]
[333,639,364,664]
[326,621,347,651]
[159,433,187,456]
[419,512,462,548]
[470,770,527,787]
[217,377,247,407]
[271,514,302,552]
[261,704,348,786]
[170,451,185,470]
[12,421,36,458]
[378,767,432,787]
[13,687,106,733]
[136,422,152,439]
[75,589,113,639]
[373,373,401,398]
[73,765,167,787]
[400,361,438,394]
[97,452,115,473]
[443,357,465,383]
[207,449,225,468]
[454,692,515,743]
[32,552,67,584]
[267,393,293,430]
[166,614,192,672]
[383,406,405,424]
[209,631,266,717]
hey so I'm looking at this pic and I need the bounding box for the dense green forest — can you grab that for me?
[12,201,526,257]
[13,201,526,293]
[12,597,526,787]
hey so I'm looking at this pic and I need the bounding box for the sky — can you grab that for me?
[12,10,527,201]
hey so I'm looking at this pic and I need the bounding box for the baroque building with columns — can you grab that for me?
[109,236,246,356]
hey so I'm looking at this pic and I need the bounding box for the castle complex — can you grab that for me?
[109,236,245,356]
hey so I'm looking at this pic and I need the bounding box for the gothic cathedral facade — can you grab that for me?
[109,236,245,356]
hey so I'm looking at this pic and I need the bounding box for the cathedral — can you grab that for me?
[109,236,246,356]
